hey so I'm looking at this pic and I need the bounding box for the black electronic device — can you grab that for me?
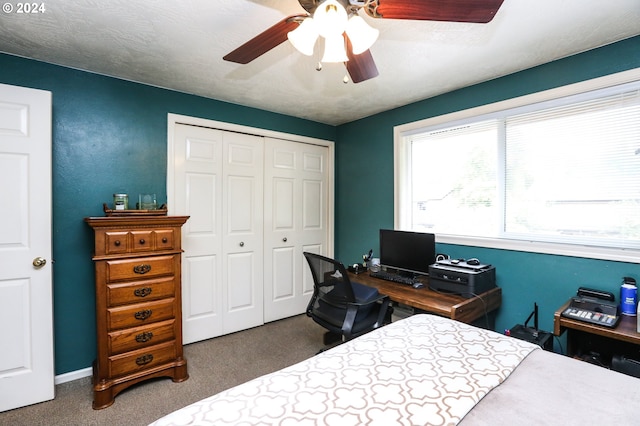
[612,355,640,378]
[577,287,615,301]
[370,269,420,286]
[560,287,620,328]
[348,264,367,275]
[428,258,496,298]
[379,229,436,277]
[508,303,553,351]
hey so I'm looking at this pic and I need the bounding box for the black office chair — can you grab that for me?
[303,252,392,346]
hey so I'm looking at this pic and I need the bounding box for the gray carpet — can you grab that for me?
[0,314,326,426]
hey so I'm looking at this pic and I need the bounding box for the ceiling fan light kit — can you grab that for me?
[322,34,350,63]
[345,15,379,54]
[314,0,349,38]
[288,0,378,65]
[287,17,319,56]
[224,0,505,83]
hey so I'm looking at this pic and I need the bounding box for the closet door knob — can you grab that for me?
[282,237,287,242]
[239,242,244,247]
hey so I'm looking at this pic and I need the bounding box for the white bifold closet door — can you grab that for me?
[174,124,264,343]
[173,123,329,344]
[263,138,327,322]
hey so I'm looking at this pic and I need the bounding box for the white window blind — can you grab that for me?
[404,82,640,251]
[505,89,640,247]
[409,120,499,237]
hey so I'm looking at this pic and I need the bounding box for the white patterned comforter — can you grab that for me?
[150,314,538,426]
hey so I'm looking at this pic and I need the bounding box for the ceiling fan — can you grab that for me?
[223,0,505,83]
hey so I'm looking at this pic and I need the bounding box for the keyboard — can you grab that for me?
[369,270,418,285]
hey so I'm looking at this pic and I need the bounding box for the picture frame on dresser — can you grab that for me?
[84,215,189,409]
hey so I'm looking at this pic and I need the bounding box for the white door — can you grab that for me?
[172,124,224,343]
[172,124,264,342]
[0,83,54,411]
[222,132,264,334]
[264,138,328,322]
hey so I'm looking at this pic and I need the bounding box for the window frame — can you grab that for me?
[394,68,640,264]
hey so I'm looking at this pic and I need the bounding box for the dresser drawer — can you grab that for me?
[154,229,175,251]
[108,319,176,355]
[107,277,176,307]
[107,299,175,331]
[104,231,129,255]
[108,340,178,378]
[101,228,177,255]
[106,255,176,282]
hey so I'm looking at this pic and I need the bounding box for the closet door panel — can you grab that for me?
[173,124,223,344]
[184,173,218,254]
[222,132,264,335]
[271,247,295,300]
[182,255,221,342]
[302,180,323,229]
[264,139,328,322]
[301,244,322,295]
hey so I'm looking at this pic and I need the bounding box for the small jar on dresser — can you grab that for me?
[84,215,189,409]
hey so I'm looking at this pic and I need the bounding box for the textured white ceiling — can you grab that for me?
[0,0,639,125]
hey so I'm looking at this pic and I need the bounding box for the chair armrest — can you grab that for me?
[341,294,391,339]
[349,293,387,307]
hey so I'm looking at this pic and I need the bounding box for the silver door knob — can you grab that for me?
[33,257,47,268]
[239,242,244,247]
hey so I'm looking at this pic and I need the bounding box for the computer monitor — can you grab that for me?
[379,229,436,276]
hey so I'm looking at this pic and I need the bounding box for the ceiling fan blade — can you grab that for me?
[345,34,379,83]
[364,0,505,23]
[223,14,307,64]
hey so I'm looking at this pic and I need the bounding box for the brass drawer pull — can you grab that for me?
[136,354,154,366]
[133,264,151,274]
[135,331,154,343]
[134,287,152,297]
[134,309,152,321]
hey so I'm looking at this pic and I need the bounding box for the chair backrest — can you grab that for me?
[303,252,355,306]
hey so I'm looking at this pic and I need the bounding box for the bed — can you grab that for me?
[150,314,640,425]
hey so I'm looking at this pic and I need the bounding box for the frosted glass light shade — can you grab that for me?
[314,0,348,38]
[287,18,319,56]
[346,15,379,55]
[321,35,348,63]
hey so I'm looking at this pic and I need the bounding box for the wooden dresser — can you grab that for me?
[85,215,189,409]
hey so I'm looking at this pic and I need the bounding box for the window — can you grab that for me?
[395,69,640,262]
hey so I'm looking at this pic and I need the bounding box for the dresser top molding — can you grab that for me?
[85,216,190,229]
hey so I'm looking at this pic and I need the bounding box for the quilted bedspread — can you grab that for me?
[150,314,538,426]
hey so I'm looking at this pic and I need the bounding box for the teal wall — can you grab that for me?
[0,53,336,375]
[1,35,639,375]
[335,36,640,341]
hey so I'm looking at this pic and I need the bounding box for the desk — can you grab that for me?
[554,299,640,365]
[349,272,501,327]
